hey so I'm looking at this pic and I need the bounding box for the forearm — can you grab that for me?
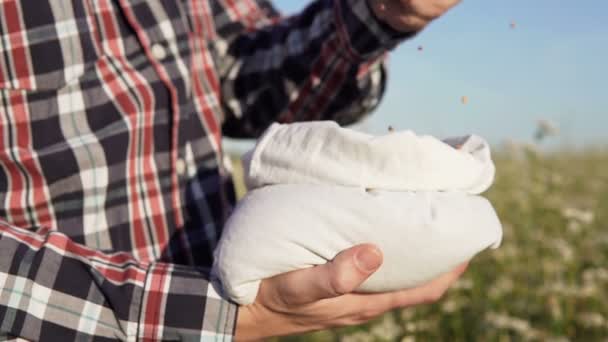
[219,0,413,138]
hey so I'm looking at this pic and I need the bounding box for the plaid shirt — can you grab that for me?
[0,0,406,340]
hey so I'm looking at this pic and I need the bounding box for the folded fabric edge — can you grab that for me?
[226,280,260,306]
[212,257,261,306]
[456,134,497,194]
[242,122,282,190]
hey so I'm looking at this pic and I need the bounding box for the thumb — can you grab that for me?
[268,244,383,306]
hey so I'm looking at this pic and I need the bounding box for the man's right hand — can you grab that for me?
[235,244,468,340]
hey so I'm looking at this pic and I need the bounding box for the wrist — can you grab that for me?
[235,306,259,341]
[336,0,415,61]
[235,304,313,340]
[234,306,283,341]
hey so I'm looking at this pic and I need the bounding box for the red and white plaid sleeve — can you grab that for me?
[0,219,236,341]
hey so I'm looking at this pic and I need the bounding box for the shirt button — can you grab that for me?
[176,158,186,176]
[151,43,167,60]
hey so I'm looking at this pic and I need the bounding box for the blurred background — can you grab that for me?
[227,1,608,340]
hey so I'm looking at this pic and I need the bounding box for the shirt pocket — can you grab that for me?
[0,0,101,91]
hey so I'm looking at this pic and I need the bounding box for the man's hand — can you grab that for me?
[235,244,468,340]
[368,0,462,33]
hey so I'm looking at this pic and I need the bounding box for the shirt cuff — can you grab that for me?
[334,0,416,62]
[138,263,238,341]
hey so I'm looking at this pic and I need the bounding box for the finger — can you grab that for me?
[267,244,383,306]
[373,262,469,310]
[332,262,469,317]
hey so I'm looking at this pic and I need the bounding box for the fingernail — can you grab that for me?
[355,247,382,272]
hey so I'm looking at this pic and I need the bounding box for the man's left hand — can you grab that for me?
[368,0,462,33]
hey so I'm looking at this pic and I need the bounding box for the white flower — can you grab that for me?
[548,296,562,320]
[561,207,595,225]
[451,278,474,291]
[545,337,571,342]
[567,220,582,234]
[371,314,403,341]
[551,238,574,262]
[492,245,519,262]
[540,282,597,298]
[485,312,541,339]
[404,320,435,333]
[523,142,540,154]
[489,277,514,299]
[535,119,560,141]
[577,312,605,328]
[340,331,374,342]
[583,268,608,284]
[441,298,463,313]
[400,309,415,322]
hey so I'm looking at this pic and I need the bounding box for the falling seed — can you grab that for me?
[388,125,394,132]
[365,188,372,193]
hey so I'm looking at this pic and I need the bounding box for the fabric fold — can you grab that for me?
[243,121,495,194]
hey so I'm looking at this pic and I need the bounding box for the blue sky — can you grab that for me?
[271,1,608,146]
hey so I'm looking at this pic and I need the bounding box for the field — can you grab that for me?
[230,146,608,341]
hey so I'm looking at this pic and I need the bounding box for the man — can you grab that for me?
[0,0,462,340]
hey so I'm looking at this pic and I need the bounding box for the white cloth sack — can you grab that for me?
[214,121,502,305]
[243,121,495,194]
[214,184,502,305]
